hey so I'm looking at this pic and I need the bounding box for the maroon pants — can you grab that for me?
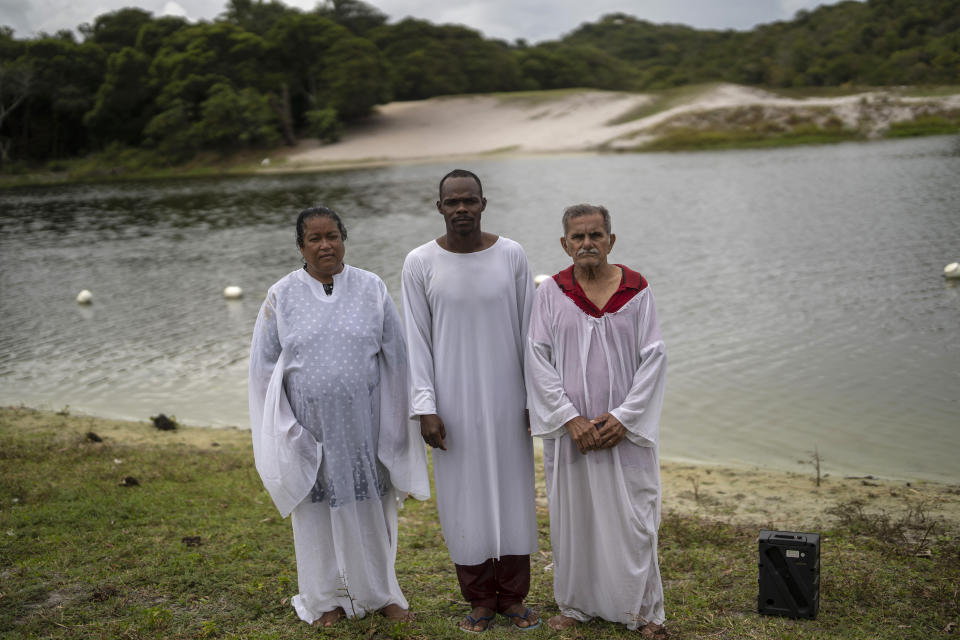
[455,554,530,612]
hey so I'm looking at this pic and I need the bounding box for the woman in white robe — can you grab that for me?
[249,207,429,626]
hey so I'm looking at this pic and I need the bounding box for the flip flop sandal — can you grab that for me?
[503,607,542,631]
[460,614,494,633]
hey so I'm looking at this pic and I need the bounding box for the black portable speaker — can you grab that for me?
[757,530,820,619]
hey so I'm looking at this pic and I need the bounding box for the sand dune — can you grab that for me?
[275,83,960,170]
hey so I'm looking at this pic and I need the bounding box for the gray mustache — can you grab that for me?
[577,248,600,256]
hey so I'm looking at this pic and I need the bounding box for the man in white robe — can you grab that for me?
[250,207,429,627]
[401,170,540,632]
[525,204,668,638]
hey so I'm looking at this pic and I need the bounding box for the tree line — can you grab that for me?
[1,0,958,167]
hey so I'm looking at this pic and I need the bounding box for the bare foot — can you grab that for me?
[501,603,541,629]
[311,607,345,627]
[379,603,414,622]
[460,606,495,632]
[547,614,579,630]
[640,622,667,638]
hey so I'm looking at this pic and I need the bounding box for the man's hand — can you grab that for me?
[564,415,600,454]
[594,412,627,449]
[419,414,447,450]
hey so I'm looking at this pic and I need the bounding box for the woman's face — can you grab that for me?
[299,215,345,279]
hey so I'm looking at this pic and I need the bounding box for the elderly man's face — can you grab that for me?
[561,212,615,270]
[437,176,486,235]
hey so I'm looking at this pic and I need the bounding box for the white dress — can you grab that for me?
[525,276,667,628]
[249,265,429,622]
[401,237,538,566]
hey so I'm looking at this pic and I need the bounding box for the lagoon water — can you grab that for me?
[2,136,959,483]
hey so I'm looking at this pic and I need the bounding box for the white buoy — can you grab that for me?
[944,262,960,279]
[534,274,550,287]
[76,289,92,304]
[223,286,243,299]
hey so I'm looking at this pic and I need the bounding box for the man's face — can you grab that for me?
[437,176,486,235]
[561,212,616,270]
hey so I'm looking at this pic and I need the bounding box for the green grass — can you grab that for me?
[0,145,273,189]
[885,115,960,138]
[2,406,959,639]
[762,85,960,99]
[765,86,878,99]
[615,103,864,152]
[636,125,863,152]
[896,86,960,98]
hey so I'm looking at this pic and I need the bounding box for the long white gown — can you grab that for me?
[401,237,538,566]
[525,275,667,628]
[249,265,429,622]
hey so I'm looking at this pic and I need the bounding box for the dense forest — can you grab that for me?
[0,0,958,168]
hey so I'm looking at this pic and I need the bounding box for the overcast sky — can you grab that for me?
[3,0,853,43]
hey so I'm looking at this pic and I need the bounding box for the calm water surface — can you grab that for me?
[2,136,958,482]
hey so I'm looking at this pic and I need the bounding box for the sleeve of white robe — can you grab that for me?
[400,253,437,418]
[609,288,667,448]
[514,244,536,395]
[525,283,581,439]
[375,282,430,501]
[248,289,322,518]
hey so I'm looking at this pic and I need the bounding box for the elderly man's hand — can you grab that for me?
[419,414,447,450]
[564,416,600,454]
[594,412,627,449]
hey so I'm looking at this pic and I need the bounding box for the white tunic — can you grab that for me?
[401,237,538,565]
[249,265,429,620]
[525,276,667,628]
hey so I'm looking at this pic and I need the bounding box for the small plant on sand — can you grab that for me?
[808,445,823,487]
[688,475,702,504]
[826,497,941,555]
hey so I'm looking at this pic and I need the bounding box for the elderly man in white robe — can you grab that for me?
[402,169,540,633]
[525,204,668,638]
[249,206,429,628]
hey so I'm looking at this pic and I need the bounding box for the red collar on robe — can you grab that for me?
[553,264,648,318]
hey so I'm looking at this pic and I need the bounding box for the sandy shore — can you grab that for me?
[658,459,960,537]
[5,406,958,535]
[270,84,960,170]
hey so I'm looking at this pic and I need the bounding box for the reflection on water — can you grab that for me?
[2,136,959,482]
